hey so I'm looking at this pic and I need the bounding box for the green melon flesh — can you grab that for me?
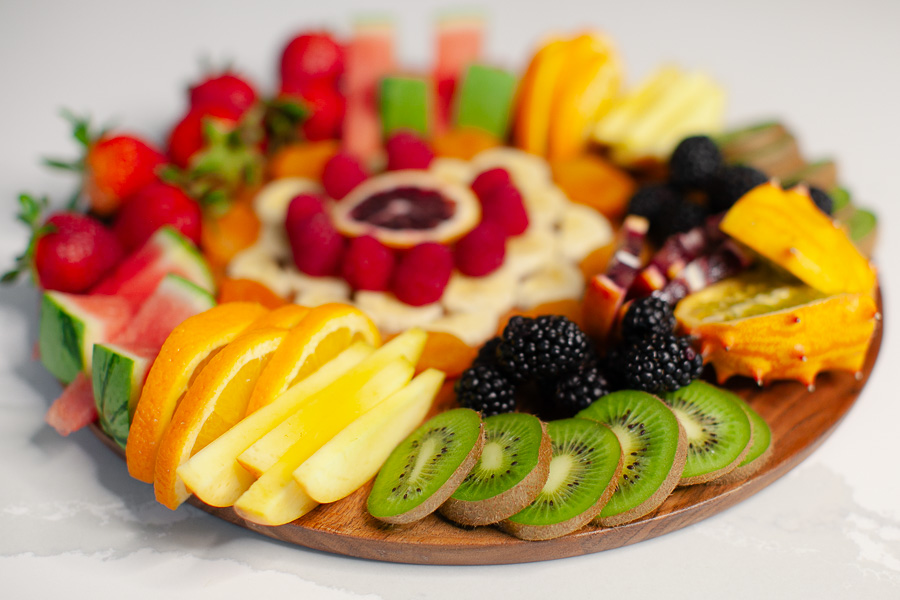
[380,76,430,137]
[92,274,215,448]
[454,64,517,139]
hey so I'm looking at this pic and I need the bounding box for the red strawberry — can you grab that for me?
[113,182,202,252]
[342,235,395,291]
[166,106,242,168]
[321,152,368,200]
[33,212,124,293]
[286,211,345,276]
[280,31,344,91]
[189,72,258,117]
[391,243,453,306]
[291,80,345,141]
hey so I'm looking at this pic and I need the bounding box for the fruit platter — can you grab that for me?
[8,15,882,566]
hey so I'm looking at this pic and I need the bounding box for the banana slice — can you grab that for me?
[227,245,294,298]
[354,291,444,335]
[254,177,322,226]
[442,268,518,315]
[429,157,475,186]
[470,147,552,192]
[557,203,614,262]
[282,269,351,306]
[516,262,585,310]
[504,225,560,279]
[522,183,567,231]
[425,311,499,347]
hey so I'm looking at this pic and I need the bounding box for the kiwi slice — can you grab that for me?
[500,418,622,541]
[440,413,552,527]
[367,408,484,524]
[576,390,687,527]
[661,381,754,485]
[712,396,774,485]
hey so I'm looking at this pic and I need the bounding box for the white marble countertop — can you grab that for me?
[1,0,898,598]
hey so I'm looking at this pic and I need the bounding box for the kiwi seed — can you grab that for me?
[500,418,623,541]
[440,412,552,527]
[576,390,687,527]
[711,396,773,485]
[661,381,754,486]
[367,408,484,524]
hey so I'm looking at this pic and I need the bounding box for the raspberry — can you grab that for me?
[391,242,453,306]
[454,221,506,277]
[286,193,326,226]
[385,130,434,171]
[480,183,529,236]
[286,211,345,276]
[470,168,511,200]
[322,152,368,200]
[341,235,396,291]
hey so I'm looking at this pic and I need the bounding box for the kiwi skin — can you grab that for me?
[596,402,689,528]
[440,420,553,527]
[374,421,485,525]
[500,421,624,541]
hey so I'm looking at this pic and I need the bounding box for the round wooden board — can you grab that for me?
[90,301,883,565]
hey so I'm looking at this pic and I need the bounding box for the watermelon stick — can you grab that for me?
[433,14,484,133]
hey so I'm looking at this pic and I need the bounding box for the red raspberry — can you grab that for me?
[322,152,368,200]
[113,181,202,252]
[391,243,453,306]
[189,72,258,117]
[454,222,507,277]
[286,193,326,226]
[470,168,511,200]
[480,183,529,237]
[280,32,344,91]
[341,235,395,291]
[385,130,434,171]
[34,213,124,293]
[286,211,345,276]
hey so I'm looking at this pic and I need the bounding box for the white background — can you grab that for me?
[1,0,898,598]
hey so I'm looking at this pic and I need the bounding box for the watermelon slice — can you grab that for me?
[45,372,96,436]
[93,274,216,448]
[91,226,215,312]
[343,20,396,163]
[433,15,484,133]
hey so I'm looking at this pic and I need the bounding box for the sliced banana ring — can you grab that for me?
[254,177,322,227]
[424,311,500,348]
[557,203,614,262]
[442,268,518,315]
[516,262,585,310]
[354,291,444,335]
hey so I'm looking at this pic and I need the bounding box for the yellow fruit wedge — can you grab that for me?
[644,83,725,158]
[296,368,445,504]
[238,328,427,477]
[245,303,380,414]
[244,304,310,331]
[720,183,877,296]
[126,302,269,484]
[514,36,569,155]
[153,327,290,509]
[176,342,373,507]
[233,357,416,526]
[593,65,681,145]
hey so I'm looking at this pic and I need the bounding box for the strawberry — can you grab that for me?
[294,80,345,141]
[166,105,243,169]
[279,31,344,91]
[113,182,202,252]
[46,115,165,217]
[3,194,123,293]
[189,72,258,117]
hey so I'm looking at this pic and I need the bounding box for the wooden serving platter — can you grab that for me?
[90,302,883,565]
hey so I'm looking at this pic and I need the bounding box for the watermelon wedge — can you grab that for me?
[91,226,215,312]
[93,274,216,448]
[45,372,96,436]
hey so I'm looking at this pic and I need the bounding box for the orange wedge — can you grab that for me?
[514,36,569,155]
[244,303,380,414]
[217,278,288,309]
[245,304,310,331]
[153,326,290,509]
[126,302,269,484]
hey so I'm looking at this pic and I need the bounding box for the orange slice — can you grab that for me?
[126,302,269,484]
[514,36,569,155]
[217,278,288,309]
[153,326,291,509]
[245,303,381,414]
[245,304,310,331]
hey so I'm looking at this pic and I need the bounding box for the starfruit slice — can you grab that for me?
[676,270,879,387]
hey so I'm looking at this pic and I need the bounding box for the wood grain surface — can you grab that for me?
[89,302,883,565]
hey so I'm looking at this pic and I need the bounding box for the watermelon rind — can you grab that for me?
[93,343,151,448]
[155,227,216,295]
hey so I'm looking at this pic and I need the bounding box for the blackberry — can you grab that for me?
[455,364,516,416]
[669,135,723,190]
[627,184,682,240]
[708,165,768,214]
[621,295,676,340]
[617,332,703,394]
[473,336,502,367]
[498,315,591,383]
[657,200,708,243]
[808,186,834,215]
[551,361,610,417]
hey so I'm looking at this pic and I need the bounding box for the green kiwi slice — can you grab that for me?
[712,396,773,485]
[576,390,687,527]
[500,418,623,541]
[367,408,484,524]
[440,413,552,527]
[661,381,754,486]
